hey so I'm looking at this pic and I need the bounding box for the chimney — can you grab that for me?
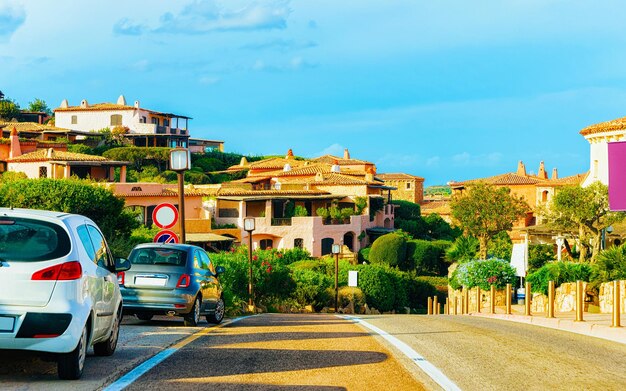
[9,127,21,158]
[286,149,294,159]
[117,95,126,105]
[551,168,558,180]
[46,148,54,159]
[60,99,69,109]
[538,161,547,179]
[516,161,526,176]
[331,159,340,173]
[344,148,350,160]
[283,163,292,172]
[239,156,248,166]
[315,172,324,182]
[80,99,88,108]
[134,100,140,108]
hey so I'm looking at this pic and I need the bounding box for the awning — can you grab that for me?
[185,233,235,242]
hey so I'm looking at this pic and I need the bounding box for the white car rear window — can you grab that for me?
[0,217,71,262]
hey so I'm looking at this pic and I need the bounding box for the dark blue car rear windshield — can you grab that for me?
[0,217,71,262]
[129,248,187,267]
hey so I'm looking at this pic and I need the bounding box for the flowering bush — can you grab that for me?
[526,262,593,295]
[450,259,516,290]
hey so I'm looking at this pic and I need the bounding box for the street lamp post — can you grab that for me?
[332,243,341,313]
[244,217,256,311]
[169,148,190,244]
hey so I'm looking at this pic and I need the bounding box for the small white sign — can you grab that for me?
[135,277,167,287]
[348,270,358,287]
[510,243,527,277]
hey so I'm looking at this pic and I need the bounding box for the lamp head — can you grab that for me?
[170,148,190,171]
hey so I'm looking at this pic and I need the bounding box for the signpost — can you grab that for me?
[153,229,180,244]
[152,203,179,229]
[153,203,180,244]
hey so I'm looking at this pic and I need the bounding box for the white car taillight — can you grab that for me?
[31,261,82,281]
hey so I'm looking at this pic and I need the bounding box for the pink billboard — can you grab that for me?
[608,141,626,211]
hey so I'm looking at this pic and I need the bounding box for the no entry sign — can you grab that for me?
[154,229,180,244]
[152,203,179,229]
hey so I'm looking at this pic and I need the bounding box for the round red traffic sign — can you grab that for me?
[153,230,180,244]
[152,203,179,229]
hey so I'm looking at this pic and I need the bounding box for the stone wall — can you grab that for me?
[598,280,626,314]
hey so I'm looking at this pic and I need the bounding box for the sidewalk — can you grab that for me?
[468,305,626,345]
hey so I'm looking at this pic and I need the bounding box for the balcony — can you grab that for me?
[156,126,167,134]
[271,218,292,226]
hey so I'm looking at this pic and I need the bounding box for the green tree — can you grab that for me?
[0,98,20,120]
[0,178,138,246]
[547,182,625,262]
[445,235,479,263]
[450,183,528,259]
[27,98,52,116]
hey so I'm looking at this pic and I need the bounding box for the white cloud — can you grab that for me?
[198,75,220,85]
[0,2,25,39]
[116,0,292,35]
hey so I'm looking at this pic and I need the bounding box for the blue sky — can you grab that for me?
[3,1,626,185]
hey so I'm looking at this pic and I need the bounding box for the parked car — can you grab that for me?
[119,243,225,326]
[0,208,131,380]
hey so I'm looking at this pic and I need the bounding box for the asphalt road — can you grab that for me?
[359,314,626,391]
[2,313,625,390]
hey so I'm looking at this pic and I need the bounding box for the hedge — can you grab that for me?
[526,262,593,295]
[369,233,408,269]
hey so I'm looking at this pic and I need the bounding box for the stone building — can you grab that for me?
[377,173,424,204]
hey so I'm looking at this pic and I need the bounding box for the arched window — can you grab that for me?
[294,238,304,248]
[321,238,334,255]
[541,190,549,203]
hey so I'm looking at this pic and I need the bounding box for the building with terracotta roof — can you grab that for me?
[3,127,128,181]
[377,173,425,204]
[448,161,587,240]
[54,95,203,149]
[579,114,626,187]
[212,148,397,257]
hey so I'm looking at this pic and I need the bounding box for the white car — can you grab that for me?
[0,208,130,379]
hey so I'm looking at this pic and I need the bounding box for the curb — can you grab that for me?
[468,312,626,345]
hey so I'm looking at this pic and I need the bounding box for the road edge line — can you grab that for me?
[341,315,461,391]
[103,316,252,391]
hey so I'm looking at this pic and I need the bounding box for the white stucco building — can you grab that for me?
[54,95,192,148]
[580,116,626,187]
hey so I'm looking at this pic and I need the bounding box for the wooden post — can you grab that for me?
[547,280,555,318]
[427,297,433,315]
[575,280,584,322]
[476,287,481,313]
[433,296,439,315]
[525,281,531,316]
[490,285,496,314]
[506,283,512,315]
[612,280,621,328]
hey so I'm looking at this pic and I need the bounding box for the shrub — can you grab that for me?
[488,231,513,260]
[358,247,371,263]
[356,264,397,311]
[279,247,312,264]
[67,143,93,155]
[329,206,342,221]
[108,225,160,258]
[316,207,330,220]
[594,244,626,282]
[526,262,593,295]
[294,205,308,217]
[406,239,447,275]
[446,236,479,262]
[450,259,517,290]
[337,287,366,312]
[528,244,556,272]
[292,269,332,311]
[369,233,408,269]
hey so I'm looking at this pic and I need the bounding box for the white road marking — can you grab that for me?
[104,316,250,391]
[342,315,461,391]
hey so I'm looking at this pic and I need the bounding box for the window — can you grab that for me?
[163,119,170,127]
[593,160,599,178]
[140,116,147,123]
[77,225,96,262]
[0,217,71,262]
[151,117,159,125]
[87,225,113,269]
[71,115,77,124]
[199,250,215,273]
[110,114,122,126]
[193,250,202,268]
[406,182,412,190]
[39,166,47,178]
[294,238,304,249]
[260,239,273,250]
